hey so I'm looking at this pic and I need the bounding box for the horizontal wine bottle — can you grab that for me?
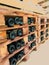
[17,28,23,36]
[28,17,32,24]
[40,31,44,35]
[7,30,17,40]
[9,50,25,65]
[7,42,16,54]
[41,36,44,41]
[17,50,25,61]
[28,34,35,42]
[31,34,36,40]
[5,16,14,27]
[31,17,35,24]
[28,17,35,24]
[46,33,48,37]
[9,54,18,65]
[46,29,48,32]
[15,16,23,25]
[29,26,36,32]
[16,39,25,50]
[29,41,36,49]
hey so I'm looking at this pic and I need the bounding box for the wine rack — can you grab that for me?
[37,16,46,44]
[0,8,37,65]
[45,18,49,40]
[0,7,49,65]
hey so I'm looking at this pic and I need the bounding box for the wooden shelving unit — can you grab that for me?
[37,16,46,44]
[0,3,49,65]
[0,8,38,65]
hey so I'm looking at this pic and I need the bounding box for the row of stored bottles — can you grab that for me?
[0,14,37,43]
[0,25,36,43]
[38,28,49,44]
[9,40,36,65]
[0,15,36,27]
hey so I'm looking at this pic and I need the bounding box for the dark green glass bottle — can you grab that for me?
[41,36,44,41]
[17,28,23,36]
[7,43,16,54]
[46,29,48,32]
[29,41,36,49]
[17,50,25,61]
[29,26,36,32]
[40,31,44,35]
[7,30,16,40]
[46,33,48,37]
[5,16,14,27]
[9,55,17,65]
[15,16,23,25]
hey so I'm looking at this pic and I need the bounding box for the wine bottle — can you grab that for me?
[19,17,23,25]
[29,26,36,32]
[15,16,23,25]
[28,17,32,24]
[31,34,35,40]
[9,56,17,65]
[46,33,48,37]
[28,35,32,42]
[16,39,25,50]
[5,16,14,27]
[40,31,44,35]
[14,16,19,24]
[17,50,25,61]
[7,30,16,40]
[16,42,21,50]
[41,36,44,41]
[17,28,23,36]
[7,43,16,54]
[46,29,48,32]
[31,18,35,24]
[29,41,36,49]
[20,39,25,47]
